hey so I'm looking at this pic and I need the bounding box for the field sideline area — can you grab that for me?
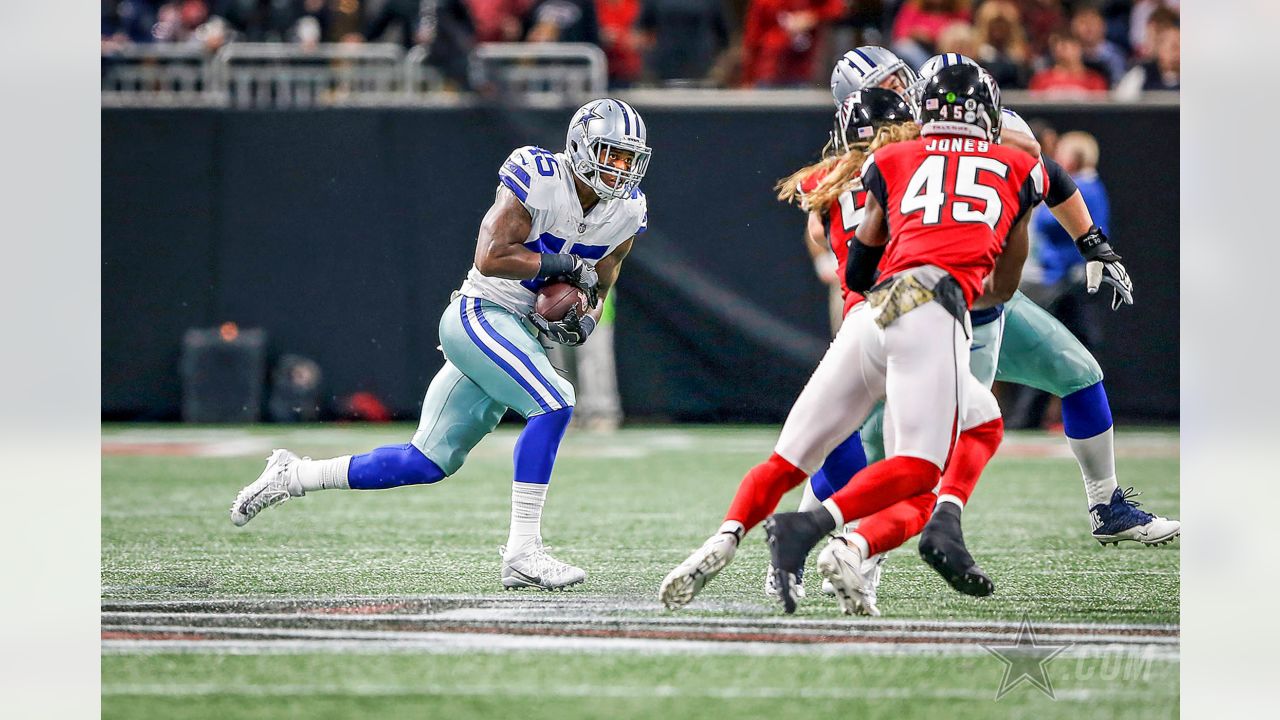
[102,423,1179,719]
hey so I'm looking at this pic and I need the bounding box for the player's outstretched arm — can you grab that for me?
[474,186,539,279]
[974,213,1031,310]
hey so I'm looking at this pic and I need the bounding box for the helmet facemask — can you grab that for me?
[573,136,651,200]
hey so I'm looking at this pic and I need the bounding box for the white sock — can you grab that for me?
[797,481,824,513]
[936,494,964,513]
[845,531,871,559]
[295,456,351,493]
[718,520,745,542]
[821,498,845,529]
[1067,428,1120,507]
[505,481,548,556]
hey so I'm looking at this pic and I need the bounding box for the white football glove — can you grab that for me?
[1085,258,1133,311]
[1075,226,1133,311]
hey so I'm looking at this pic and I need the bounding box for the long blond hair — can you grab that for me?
[776,122,921,213]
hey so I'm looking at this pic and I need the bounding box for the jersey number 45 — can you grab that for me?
[900,155,1009,230]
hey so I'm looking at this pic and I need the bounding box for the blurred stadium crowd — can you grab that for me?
[102,0,1179,95]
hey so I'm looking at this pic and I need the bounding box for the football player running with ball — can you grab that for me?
[229,99,651,591]
[662,65,1042,614]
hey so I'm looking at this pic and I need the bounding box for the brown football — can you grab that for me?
[534,282,589,322]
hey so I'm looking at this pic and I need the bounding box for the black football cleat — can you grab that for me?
[918,503,995,598]
[764,512,829,614]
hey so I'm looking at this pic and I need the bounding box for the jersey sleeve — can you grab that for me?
[1000,108,1033,138]
[1041,156,1080,207]
[859,153,889,211]
[1012,158,1050,225]
[498,146,560,216]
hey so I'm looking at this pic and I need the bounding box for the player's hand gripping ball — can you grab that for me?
[534,282,590,322]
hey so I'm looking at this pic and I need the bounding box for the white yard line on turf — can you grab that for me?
[101,682,1172,701]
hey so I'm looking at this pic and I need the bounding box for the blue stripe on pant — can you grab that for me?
[468,299,568,409]
[458,298,556,413]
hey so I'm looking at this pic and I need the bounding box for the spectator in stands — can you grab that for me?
[1029,32,1109,97]
[1116,22,1177,96]
[103,0,161,49]
[973,0,1029,89]
[741,0,844,87]
[363,0,476,87]
[828,0,888,69]
[151,1,211,43]
[597,0,644,86]
[1015,0,1065,56]
[213,0,303,41]
[466,0,534,42]
[935,21,978,61]
[889,0,971,69]
[1072,2,1127,85]
[1129,0,1177,58]
[1012,130,1110,429]
[638,0,730,85]
[525,0,601,45]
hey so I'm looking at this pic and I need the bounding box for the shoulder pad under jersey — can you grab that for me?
[498,145,566,212]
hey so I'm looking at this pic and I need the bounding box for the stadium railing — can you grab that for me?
[101,42,1177,110]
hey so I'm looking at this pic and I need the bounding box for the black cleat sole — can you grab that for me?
[919,543,995,597]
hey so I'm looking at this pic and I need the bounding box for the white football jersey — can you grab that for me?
[1000,108,1033,138]
[459,145,648,314]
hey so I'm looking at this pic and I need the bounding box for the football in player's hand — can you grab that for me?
[535,282,589,322]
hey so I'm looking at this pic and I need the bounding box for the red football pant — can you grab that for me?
[852,418,1004,555]
[724,453,809,533]
[826,455,941,525]
[854,492,936,556]
[938,417,1004,506]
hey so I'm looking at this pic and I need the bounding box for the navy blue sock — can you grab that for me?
[809,430,868,501]
[1062,382,1114,440]
[348,443,446,490]
[514,407,573,485]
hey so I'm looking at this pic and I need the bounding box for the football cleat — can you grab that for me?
[660,532,738,609]
[822,550,886,597]
[764,512,829,614]
[764,563,805,601]
[817,536,881,616]
[1091,487,1180,546]
[918,503,995,597]
[500,540,586,590]
[229,449,304,527]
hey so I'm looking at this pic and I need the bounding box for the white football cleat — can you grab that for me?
[817,536,881,616]
[823,551,885,598]
[659,532,738,609]
[229,449,304,527]
[764,562,806,601]
[500,540,586,590]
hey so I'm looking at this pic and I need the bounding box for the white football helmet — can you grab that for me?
[909,53,980,107]
[830,46,919,106]
[565,98,651,200]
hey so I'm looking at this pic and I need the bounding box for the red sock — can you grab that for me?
[724,453,809,533]
[854,492,936,556]
[827,455,940,524]
[938,418,1003,506]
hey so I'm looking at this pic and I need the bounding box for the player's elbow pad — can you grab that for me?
[846,240,885,293]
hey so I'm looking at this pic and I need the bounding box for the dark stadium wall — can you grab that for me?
[102,105,1178,422]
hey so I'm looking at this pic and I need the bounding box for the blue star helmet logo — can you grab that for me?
[576,105,604,134]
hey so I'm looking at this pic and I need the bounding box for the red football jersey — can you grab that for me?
[860,134,1048,305]
[798,167,870,316]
